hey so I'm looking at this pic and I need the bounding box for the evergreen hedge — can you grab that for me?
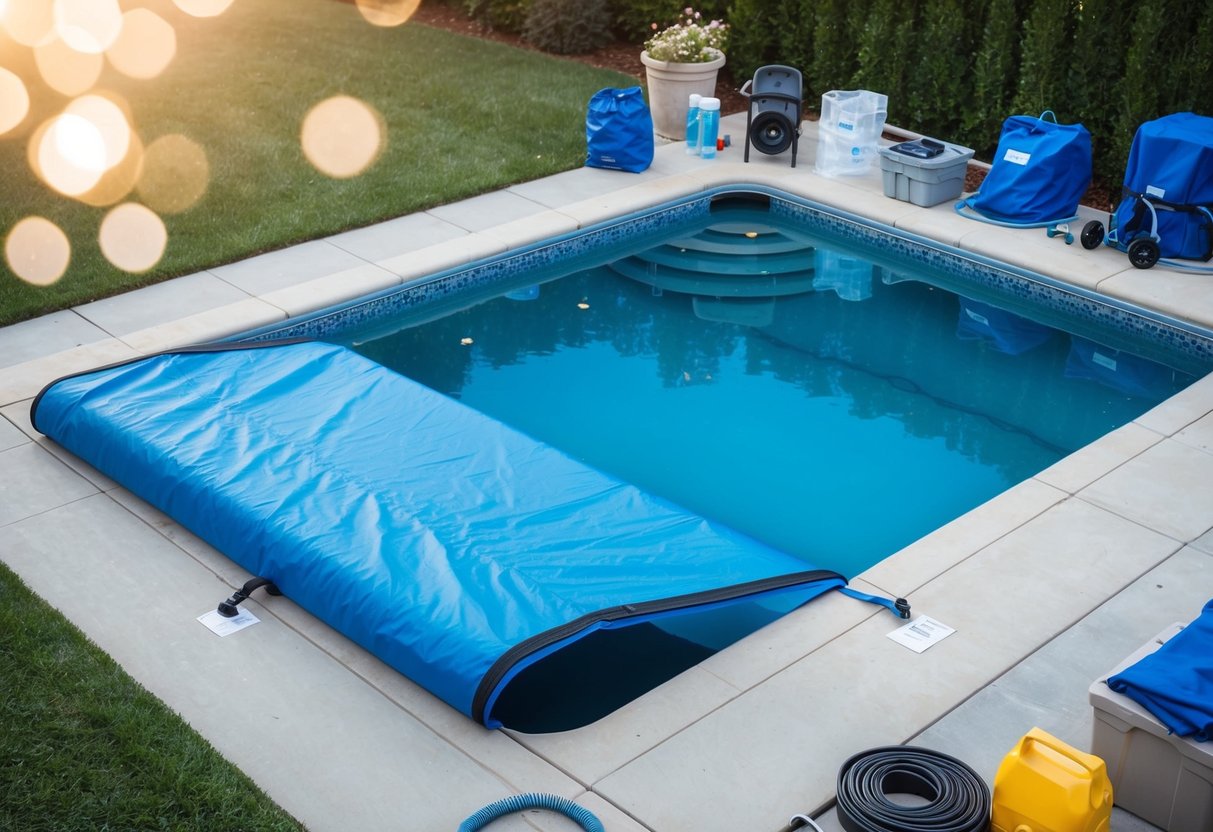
[468,0,1213,186]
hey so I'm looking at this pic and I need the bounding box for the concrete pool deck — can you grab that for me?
[2,113,1211,831]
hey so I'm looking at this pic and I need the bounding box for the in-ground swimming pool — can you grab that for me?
[36,188,1213,733]
[341,198,1203,579]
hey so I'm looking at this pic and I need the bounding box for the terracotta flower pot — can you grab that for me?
[640,48,725,141]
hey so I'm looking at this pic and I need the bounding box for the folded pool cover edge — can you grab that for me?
[32,341,847,726]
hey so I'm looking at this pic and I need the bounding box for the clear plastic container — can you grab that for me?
[698,97,720,159]
[686,94,702,156]
[815,89,888,177]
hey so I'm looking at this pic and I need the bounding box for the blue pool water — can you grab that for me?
[344,206,1200,579]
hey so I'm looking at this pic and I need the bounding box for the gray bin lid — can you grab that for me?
[879,138,975,170]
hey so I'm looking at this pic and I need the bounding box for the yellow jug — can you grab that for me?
[992,727,1113,832]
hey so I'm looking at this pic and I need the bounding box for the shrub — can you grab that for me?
[1068,0,1133,183]
[907,0,974,137]
[1110,1,1168,183]
[1012,0,1077,118]
[809,0,865,97]
[612,0,726,41]
[852,0,919,122]
[465,0,531,33]
[960,0,1021,153]
[725,0,783,81]
[523,0,613,54]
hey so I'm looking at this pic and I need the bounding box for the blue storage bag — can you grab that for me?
[970,111,1092,223]
[585,86,654,173]
[1113,112,1213,260]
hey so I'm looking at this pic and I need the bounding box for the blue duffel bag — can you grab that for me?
[969,111,1092,224]
[585,86,654,173]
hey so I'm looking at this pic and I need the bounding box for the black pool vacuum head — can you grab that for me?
[741,65,803,167]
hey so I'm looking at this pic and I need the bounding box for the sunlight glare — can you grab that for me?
[35,35,103,96]
[54,0,123,54]
[4,0,54,47]
[6,217,71,286]
[301,95,384,179]
[37,113,106,195]
[0,68,30,135]
[106,8,176,80]
[77,130,144,208]
[355,0,421,27]
[172,0,235,18]
[66,94,131,169]
[137,134,209,213]
[99,203,167,272]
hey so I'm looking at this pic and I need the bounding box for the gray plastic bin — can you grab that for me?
[878,138,974,207]
[1088,624,1213,832]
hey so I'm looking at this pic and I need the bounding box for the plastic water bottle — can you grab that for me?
[698,97,720,159]
[685,94,702,156]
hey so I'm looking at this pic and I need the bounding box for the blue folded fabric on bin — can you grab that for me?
[1107,598,1213,741]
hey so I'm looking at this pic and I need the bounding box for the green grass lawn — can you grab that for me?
[0,0,635,327]
[0,561,303,831]
[0,2,634,825]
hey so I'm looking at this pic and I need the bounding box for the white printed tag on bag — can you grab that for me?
[887,615,955,653]
[1003,149,1031,166]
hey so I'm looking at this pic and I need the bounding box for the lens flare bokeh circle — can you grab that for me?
[172,0,235,18]
[106,8,177,80]
[0,68,30,135]
[355,0,421,27]
[137,134,209,213]
[6,217,72,286]
[99,203,167,273]
[301,95,384,179]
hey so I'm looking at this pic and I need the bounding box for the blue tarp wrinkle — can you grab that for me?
[31,341,847,727]
[1107,598,1213,741]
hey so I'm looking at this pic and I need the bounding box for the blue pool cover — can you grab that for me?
[32,341,859,726]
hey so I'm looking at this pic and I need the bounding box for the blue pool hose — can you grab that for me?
[458,793,605,832]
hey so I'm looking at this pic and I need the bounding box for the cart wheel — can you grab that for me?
[1127,238,1160,269]
[1064,232,1074,245]
[1080,220,1105,250]
[1046,227,1058,239]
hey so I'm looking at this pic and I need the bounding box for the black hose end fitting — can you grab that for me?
[216,577,279,618]
[895,598,911,619]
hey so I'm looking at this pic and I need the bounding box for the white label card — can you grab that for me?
[1003,149,1031,166]
[198,607,260,637]
[887,615,955,653]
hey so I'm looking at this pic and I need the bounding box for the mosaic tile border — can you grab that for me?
[237,185,1213,372]
[766,191,1213,368]
[239,199,710,344]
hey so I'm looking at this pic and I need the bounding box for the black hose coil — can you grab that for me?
[836,746,990,832]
